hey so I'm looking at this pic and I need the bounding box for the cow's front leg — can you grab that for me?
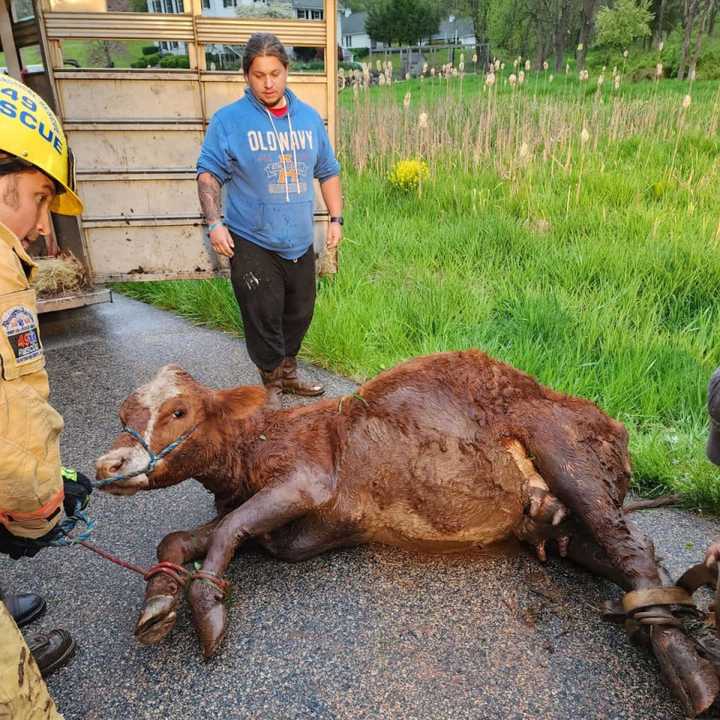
[135,519,220,645]
[188,467,334,658]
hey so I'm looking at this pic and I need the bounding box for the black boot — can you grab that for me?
[259,365,284,409]
[3,592,46,628]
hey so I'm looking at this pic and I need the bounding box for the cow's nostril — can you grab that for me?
[98,458,125,477]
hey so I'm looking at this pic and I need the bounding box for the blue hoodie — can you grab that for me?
[197,87,340,260]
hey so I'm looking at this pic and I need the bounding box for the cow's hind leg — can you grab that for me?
[525,415,719,717]
[135,519,219,645]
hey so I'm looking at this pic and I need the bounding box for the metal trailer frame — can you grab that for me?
[1,0,338,310]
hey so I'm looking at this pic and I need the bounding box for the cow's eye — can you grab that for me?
[173,409,186,419]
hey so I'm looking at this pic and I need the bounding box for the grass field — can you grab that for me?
[118,70,720,511]
[2,40,152,69]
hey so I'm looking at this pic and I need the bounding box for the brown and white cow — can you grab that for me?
[96,350,719,717]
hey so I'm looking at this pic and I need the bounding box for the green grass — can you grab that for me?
[2,40,156,69]
[117,77,720,512]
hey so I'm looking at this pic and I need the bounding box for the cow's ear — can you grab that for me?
[210,386,267,421]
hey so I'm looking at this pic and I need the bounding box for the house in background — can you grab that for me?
[340,8,476,54]
[433,15,476,46]
[294,0,323,19]
[147,0,331,58]
[341,9,375,51]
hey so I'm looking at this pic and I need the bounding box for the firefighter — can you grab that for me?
[0,73,91,717]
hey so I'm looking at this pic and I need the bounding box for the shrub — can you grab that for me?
[388,159,429,192]
[142,52,161,66]
[142,45,159,55]
[130,57,149,68]
[293,60,325,72]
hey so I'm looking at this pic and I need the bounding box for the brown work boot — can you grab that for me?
[259,366,283,409]
[282,357,325,397]
[28,629,76,678]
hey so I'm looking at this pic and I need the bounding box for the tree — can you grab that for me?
[675,0,716,78]
[447,0,491,66]
[236,0,293,18]
[365,0,396,45]
[595,0,654,50]
[576,0,601,67]
[487,0,534,58]
[550,0,580,71]
[87,40,126,68]
[365,0,443,45]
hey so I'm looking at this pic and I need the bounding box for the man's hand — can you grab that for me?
[327,222,342,250]
[210,225,235,258]
[705,539,720,568]
[62,468,93,518]
[0,524,63,559]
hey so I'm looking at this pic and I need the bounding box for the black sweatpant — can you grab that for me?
[229,233,316,372]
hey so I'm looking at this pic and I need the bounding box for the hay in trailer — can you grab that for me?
[32,252,89,296]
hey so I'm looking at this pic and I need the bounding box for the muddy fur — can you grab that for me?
[96,350,719,717]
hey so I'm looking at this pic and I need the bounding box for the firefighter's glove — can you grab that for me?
[0,524,64,560]
[61,467,93,518]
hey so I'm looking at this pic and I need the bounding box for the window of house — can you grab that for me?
[202,0,210,7]
[344,34,352,47]
[311,9,322,19]
[223,0,236,7]
[296,9,309,18]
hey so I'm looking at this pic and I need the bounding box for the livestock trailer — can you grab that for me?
[0,0,338,312]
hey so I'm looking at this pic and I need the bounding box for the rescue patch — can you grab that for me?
[1,305,42,363]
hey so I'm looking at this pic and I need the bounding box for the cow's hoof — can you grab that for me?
[529,488,568,526]
[651,625,720,717]
[188,582,227,659]
[135,594,178,645]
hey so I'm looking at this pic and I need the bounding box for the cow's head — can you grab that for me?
[96,365,266,496]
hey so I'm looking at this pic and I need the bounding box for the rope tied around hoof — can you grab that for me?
[188,570,230,598]
[623,587,696,615]
[143,561,192,589]
[601,586,697,631]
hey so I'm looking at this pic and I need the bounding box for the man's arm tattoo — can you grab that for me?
[197,173,223,224]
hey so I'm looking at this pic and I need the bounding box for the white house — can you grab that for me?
[432,15,476,47]
[340,9,372,51]
[150,0,331,55]
[340,9,475,51]
[294,0,323,20]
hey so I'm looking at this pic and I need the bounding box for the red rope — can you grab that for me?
[79,540,147,577]
[79,540,220,592]
[190,570,230,596]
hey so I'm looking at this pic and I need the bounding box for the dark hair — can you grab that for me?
[243,33,289,76]
[0,153,63,194]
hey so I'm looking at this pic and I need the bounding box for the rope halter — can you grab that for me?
[94,423,198,489]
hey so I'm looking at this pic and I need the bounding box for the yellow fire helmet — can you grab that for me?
[0,73,83,216]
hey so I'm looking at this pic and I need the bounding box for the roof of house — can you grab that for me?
[292,0,324,9]
[341,10,367,35]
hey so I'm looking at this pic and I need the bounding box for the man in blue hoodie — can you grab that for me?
[197,33,343,407]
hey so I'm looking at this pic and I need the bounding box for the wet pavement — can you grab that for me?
[3,294,720,720]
